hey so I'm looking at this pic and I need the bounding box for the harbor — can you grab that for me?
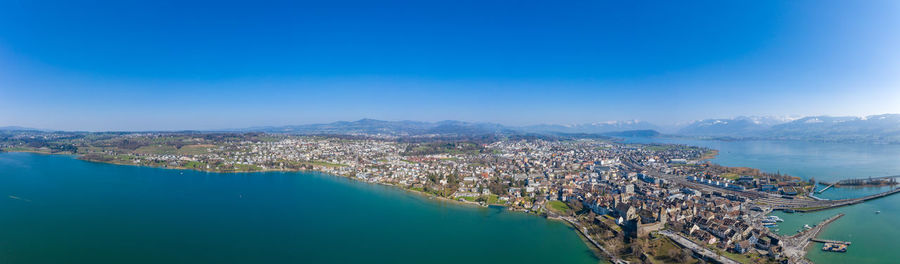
[780,213,845,263]
[623,136,900,264]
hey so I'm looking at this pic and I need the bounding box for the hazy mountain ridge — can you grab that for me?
[521,120,660,134]
[8,114,900,143]
[0,126,46,132]
[678,114,900,143]
[235,119,516,136]
[239,119,659,137]
[764,114,900,143]
[214,114,900,143]
[677,116,795,137]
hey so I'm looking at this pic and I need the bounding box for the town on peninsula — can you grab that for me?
[4,128,887,264]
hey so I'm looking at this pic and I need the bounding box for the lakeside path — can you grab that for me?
[550,215,623,264]
[0,151,605,264]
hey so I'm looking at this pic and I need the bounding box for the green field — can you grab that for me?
[3,147,41,152]
[182,161,205,169]
[176,144,214,155]
[721,173,740,180]
[483,194,500,204]
[547,200,571,214]
[648,237,696,264]
[645,145,677,151]
[711,247,774,264]
[134,145,178,155]
[460,196,477,202]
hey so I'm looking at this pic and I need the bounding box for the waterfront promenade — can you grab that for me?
[553,216,626,264]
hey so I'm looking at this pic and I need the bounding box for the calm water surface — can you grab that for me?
[0,152,600,264]
[622,137,900,264]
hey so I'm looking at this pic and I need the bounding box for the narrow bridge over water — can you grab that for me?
[816,183,836,194]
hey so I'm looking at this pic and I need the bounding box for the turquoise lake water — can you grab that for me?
[622,137,900,264]
[0,152,600,264]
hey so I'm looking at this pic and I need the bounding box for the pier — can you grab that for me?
[816,183,835,194]
[781,213,845,263]
[811,238,851,245]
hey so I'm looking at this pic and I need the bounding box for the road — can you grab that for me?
[659,230,740,264]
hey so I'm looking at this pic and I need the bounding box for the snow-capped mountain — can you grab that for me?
[521,120,661,134]
[765,114,900,142]
[677,116,795,137]
[676,114,900,143]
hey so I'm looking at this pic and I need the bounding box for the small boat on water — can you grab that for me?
[764,224,778,228]
[764,216,785,222]
[875,210,881,214]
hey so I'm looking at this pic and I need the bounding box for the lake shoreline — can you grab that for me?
[2,150,608,262]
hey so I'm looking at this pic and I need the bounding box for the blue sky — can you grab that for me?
[1,0,899,131]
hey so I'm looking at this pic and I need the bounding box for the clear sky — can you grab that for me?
[1,0,899,131]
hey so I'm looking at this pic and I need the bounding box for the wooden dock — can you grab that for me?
[816,183,835,194]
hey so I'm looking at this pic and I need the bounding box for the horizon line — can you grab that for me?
[3,113,899,133]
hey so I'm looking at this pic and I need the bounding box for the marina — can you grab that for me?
[624,136,900,264]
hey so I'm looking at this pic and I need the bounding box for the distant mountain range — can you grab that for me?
[233,119,660,137]
[0,126,44,132]
[676,116,797,137]
[239,114,900,143]
[676,114,900,143]
[520,120,660,134]
[6,114,900,143]
[235,119,517,136]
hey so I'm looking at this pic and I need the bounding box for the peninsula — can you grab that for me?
[4,129,888,263]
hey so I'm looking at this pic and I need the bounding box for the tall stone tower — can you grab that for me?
[657,207,667,225]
